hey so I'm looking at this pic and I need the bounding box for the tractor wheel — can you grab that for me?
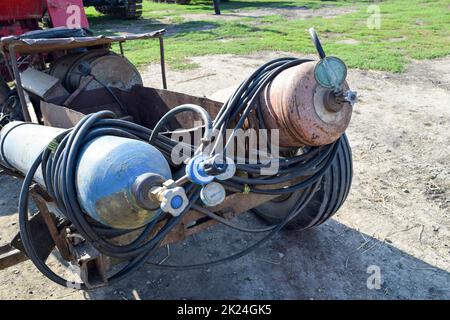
[121,0,143,19]
[95,6,112,16]
[253,134,353,231]
[95,0,143,19]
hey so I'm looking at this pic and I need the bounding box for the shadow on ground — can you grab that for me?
[0,174,22,217]
[160,0,311,14]
[86,0,318,36]
[84,215,450,300]
[188,0,307,11]
[88,18,283,38]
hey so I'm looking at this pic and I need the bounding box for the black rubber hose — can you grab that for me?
[145,182,319,270]
[18,151,87,289]
[309,28,326,59]
[17,110,204,288]
[15,56,347,287]
[192,204,277,233]
[93,77,129,115]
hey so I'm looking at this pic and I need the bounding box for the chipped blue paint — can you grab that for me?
[75,135,171,228]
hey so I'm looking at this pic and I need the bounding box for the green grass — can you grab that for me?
[85,0,450,72]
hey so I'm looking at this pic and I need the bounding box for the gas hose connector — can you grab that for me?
[212,156,236,181]
[150,180,189,217]
[186,154,236,185]
[344,90,357,106]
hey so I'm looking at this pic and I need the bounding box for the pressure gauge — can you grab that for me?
[314,56,348,91]
[200,182,226,207]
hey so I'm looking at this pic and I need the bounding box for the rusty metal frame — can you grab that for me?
[8,45,31,122]
[30,191,73,261]
[0,244,28,270]
[0,175,58,271]
[1,30,168,123]
[0,62,280,285]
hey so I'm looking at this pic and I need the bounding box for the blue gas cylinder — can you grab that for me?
[75,135,172,229]
[1,121,172,230]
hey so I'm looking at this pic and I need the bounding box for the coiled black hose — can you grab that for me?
[208,57,339,196]
[18,110,201,287]
[140,57,342,270]
[17,57,344,287]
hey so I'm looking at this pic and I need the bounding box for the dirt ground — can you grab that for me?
[0,52,449,299]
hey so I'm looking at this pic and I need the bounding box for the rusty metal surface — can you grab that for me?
[75,243,109,289]
[56,51,143,93]
[7,45,31,122]
[0,163,23,179]
[41,102,86,128]
[31,191,72,261]
[63,75,94,106]
[41,86,222,130]
[260,61,352,147]
[0,30,166,54]
[0,246,28,270]
[161,192,278,246]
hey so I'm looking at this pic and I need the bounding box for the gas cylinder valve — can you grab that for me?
[149,179,189,217]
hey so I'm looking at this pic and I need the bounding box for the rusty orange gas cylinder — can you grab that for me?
[259,61,353,147]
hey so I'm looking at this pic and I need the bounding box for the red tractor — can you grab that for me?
[0,0,143,124]
[0,0,91,38]
[1,1,88,113]
[0,0,142,38]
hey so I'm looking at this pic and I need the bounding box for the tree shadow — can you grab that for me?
[185,0,323,11]
[87,19,283,38]
[85,0,330,36]
[84,215,450,299]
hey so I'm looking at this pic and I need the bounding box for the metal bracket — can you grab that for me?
[72,242,109,289]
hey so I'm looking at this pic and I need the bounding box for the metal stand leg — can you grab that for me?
[159,37,167,89]
[213,0,221,15]
[8,45,31,122]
